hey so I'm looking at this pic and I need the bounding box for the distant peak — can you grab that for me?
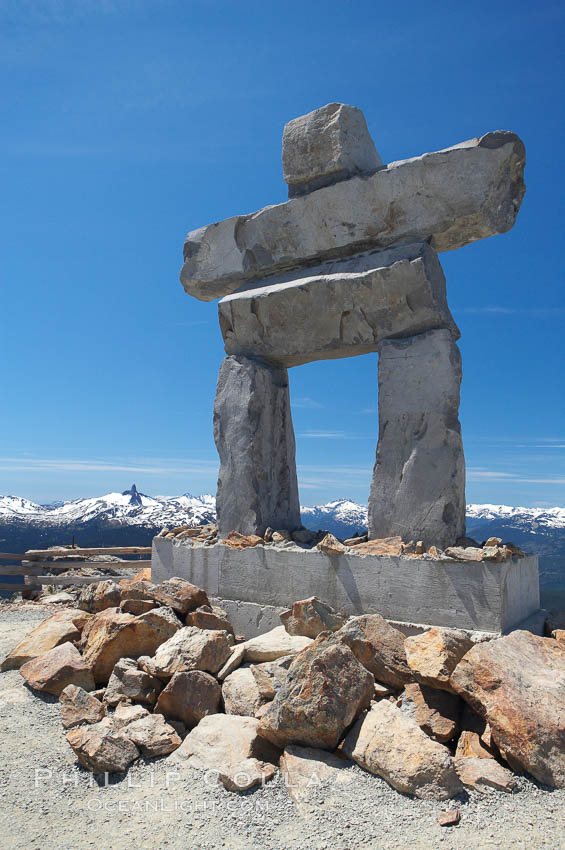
[121,483,143,506]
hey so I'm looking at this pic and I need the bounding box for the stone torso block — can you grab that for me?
[368,329,465,548]
[219,242,459,367]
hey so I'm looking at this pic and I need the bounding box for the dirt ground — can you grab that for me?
[0,604,564,850]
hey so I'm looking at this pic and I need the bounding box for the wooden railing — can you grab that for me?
[0,547,152,595]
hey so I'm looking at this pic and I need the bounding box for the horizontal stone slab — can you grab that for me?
[152,537,540,635]
[218,243,459,367]
[181,131,526,301]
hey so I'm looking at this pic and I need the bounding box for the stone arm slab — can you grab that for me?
[181,131,525,301]
[218,243,459,367]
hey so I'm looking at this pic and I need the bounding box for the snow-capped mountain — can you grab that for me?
[467,504,565,530]
[301,499,368,538]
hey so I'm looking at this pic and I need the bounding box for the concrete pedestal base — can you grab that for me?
[152,538,541,639]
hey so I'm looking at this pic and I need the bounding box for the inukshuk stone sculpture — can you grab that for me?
[180,103,526,548]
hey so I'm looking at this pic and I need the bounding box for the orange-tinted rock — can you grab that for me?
[119,567,152,586]
[0,608,91,672]
[450,630,565,788]
[185,606,234,635]
[119,580,157,602]
[156,670,221,729]
[66,723,139,773]
[337,614,412,688]
[150,577,210,615]
[60,684,106,729]
[280,596,345,638]
[353,536,404,556]
[259,632,373,750]
[104,657,163,707]
[78,581,121,613]
[455,756,517,794]
[222,531,263,550]
[316,533,346,555]
[553,629,565,647]
[455,730,496,760]
[222,666,265,717]
[404,628,473,692]
[402,682,460,743]
[122,713,181,758]
[119,598,157,616]
[138,626,233,679]
[20,642,95,696]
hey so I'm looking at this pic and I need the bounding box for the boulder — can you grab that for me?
[59,684,106,729]
[282,102,381,197]
[150,577,209,615]
[120,599,156,616]
[119,580,157,602]
[404,628,473,692]
[222,666,265,717]
[180,130,525,302]
[280,596,345,638]
[217,644,246,680]
[155,670,221,729]
[553,629,565,647]
[0,608,91,672]
[343,700,462,800]
[113,702,150,729]
[104,658,163,707]
[250,659,290,700]
[20,642,95,696]
[138,627,233,679]
[455,756,517,794]
[401,682,460,743]
[336,614,412,688]
[220,243,459,369]
[352,537,404,556]
[222,531,264,550]
[213,355,300,539]
[81,607,182,684]
[259,632,374,750]
[78,581,121,613]
[240,626,312,663]
[450,630,565,787]
[66,722,139,773]
[455,730,496,760]
[185,606,234,635]
[170,714,280,792]
[280,744,355,803]
[316,533,346,555]
[122,713,181,758]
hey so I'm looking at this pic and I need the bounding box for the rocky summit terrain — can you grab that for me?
[0,572,564,850]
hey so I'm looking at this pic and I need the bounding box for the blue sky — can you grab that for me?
[1,0,564,508]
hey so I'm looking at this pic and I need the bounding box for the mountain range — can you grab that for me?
[1,485,564,605]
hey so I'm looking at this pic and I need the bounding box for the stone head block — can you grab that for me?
[282,102,382,197]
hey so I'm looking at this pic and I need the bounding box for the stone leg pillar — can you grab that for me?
[213,355,301,539]
[368,329,465,549]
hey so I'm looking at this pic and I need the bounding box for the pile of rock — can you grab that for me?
[2,577,563,801]
[159,523,525,565]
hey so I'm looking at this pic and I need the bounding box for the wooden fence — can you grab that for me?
[0,547,152,595]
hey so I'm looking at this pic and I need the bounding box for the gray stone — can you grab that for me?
[282,102,381,197]
[219,243,458,367]
[368,329,465,548]
[180,131,525,301]
[214,355,300,538]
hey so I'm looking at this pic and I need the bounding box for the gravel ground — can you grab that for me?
[0,604,564,850]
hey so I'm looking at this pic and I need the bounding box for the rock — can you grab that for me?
[455,730,496,760]
[404,628,473,692]
[122,713,181,758]
[280,744,355,803]
[343,534,368,546]
[138,627,233,679]
[250,659,290,700]
[78,581,121,613]
[81,607,182,684]
[170,714,280,793]
[119,567,152,586]
[352,537,404,556]
[316,533,346,555]
[217,758,277,792]
[150,577,209,615]
[39,591,76,604]
[180,129,525,302]
[1,608,91,672]
[66,723,139,773]
[485,537,503,547]
[444,546,483,561]
[104,658,163,707]
[373,682,392,699]
[553,629,565,647]
[185,606,234,635]
[450,630,565,787]
[401,682,460,743]
[119,580,157,602]
[214,355,300,538]
[155,670,221,728]
[217,644,246,680]
[482,546,504,562]
[272,530,291,543]
[259,632,374,750]
[222,666,265,717]
[280,596,345,638]
[222,531,263,550]
[20,642,95,696]
[368,329,465,549]
[59,684,106,729]
[545,610,565,636]
[120,599,156,615]
[336,614,412,689]
[282,102,381,197]
[437,810,461,827]
[291,527,316,544]
[113,702,150,729]
[455,756,517,794]
[220,242,459,369]
[343,700,462,800]
[240,626,312,663]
